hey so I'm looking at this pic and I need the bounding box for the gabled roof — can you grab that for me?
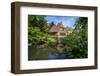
[49,25,59,32]
[49,22,68,33]
[57,22,64,28]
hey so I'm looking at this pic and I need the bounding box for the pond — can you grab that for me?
[48,51,66,59]
[28,45,67,60]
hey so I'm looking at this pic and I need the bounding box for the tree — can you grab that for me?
[62,17,88,58]
[28,15,56,45]
[28,15,49,32]
[49,22,55,28]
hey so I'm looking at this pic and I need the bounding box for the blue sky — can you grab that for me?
[45,16,79,28]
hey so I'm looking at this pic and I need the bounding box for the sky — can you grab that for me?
[45,16,79,28]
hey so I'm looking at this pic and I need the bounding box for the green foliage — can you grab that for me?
[28,15,49,32]
[28,15,56,45]
[28,15,88,59]
[62,17,88,58]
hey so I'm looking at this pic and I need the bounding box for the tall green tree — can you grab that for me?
[62,17,88,58]
[28,15,56,45]
[28,15,49,32]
